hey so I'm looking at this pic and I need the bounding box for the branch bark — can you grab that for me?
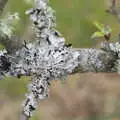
[0,0,120,120]
[20,112,29,120]
[0,0,23,54]
[16,0,120,118]
[106,0,120,22]
[0,35,23,54]
[0,0,8,15]
[73,48,117,73]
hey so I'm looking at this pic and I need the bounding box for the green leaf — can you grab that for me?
[94,21,104,31]
[101,25,112,35]
[91,31,104,39]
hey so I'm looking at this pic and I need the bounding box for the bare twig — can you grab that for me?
[20,112,29,120]
[0,0,8,15]
[106,0,120,21]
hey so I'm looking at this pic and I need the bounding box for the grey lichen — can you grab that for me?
[109,42,120,73]
[73,48,117,73]
[0,0,119,119]
[18,0,119,117]
[18,0,79,117]
[0,12,22,54]
[0,12,19,38]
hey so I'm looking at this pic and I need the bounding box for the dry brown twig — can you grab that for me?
[106,0,120,21]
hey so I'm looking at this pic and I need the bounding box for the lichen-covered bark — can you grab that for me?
[0,35,23,54]
[73,48,117,73]
[0,0,120,120]
[0,47,118,79]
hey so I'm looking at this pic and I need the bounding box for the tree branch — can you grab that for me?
[0,0,120,120]
[106,0,120,22]
[0,0,8,15]
[20,112,29,120]
[72,48,117,73]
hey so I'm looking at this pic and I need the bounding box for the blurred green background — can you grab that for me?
[2,0,120,47]
[1,0,120,120]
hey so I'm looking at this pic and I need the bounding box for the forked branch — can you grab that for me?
[0,0,120,120]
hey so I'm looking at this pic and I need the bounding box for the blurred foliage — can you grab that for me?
[50,0,120,47]
[1,0,32,35]
[0,0,119,47]
[0,76,29,99]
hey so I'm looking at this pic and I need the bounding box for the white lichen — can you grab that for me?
[109,42,120,73]
[0,12,19,38]
[0,0,118,119]
[16,0,79,117]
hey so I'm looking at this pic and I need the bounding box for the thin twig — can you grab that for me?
[20,111,29,120]
[106,0,120,21]
[0,0,8,15]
